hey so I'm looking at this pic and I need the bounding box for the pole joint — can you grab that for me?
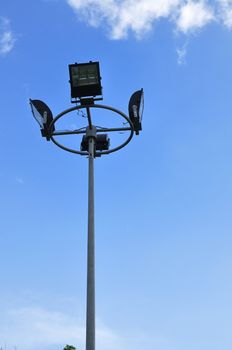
[86,126,97,158]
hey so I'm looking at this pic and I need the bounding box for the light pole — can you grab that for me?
[30,61,144,350]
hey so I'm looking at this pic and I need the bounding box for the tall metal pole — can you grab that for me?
[86,136,95,350]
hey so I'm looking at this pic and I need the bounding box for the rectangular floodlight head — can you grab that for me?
[128,89,144,135]
[81,134,110,152]
[95,134,110,151]
[29,99,55,140]
[69,61,102,99]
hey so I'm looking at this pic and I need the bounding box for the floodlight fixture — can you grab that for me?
[30,99,55,140]
[69,61,102,101]
[81,134,110,152]
[128,89,144,135]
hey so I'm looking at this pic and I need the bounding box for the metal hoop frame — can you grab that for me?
[50,104,134,156]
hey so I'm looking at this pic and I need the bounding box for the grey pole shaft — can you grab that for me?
[86,137,95,350]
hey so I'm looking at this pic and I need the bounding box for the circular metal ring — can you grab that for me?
[50,104,134,156]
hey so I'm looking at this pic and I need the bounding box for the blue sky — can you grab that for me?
[1,0,232,349]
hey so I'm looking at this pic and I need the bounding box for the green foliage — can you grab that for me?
[63,345,76,350]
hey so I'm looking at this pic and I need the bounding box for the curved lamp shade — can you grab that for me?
[30,99,55,140]
[128,89,144,135]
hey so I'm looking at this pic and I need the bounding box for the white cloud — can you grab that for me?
[66,0,232,39]
[217,0,232,27]
[176,1,215,33]
[0,17,16,55]
[109,0,180,39]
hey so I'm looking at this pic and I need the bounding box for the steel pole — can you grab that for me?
[86,137,95,350]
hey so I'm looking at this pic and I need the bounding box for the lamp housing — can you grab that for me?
[128,89,144,135]
[81,134,110,152]
[30,99,54,140]
[69,62,102,100]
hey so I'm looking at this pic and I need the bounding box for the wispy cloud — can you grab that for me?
[0,17,16,55]
[217,0,232,27]
[0,306,122,350]
[66,0,232,39]
[176,41,188,65]
[0,307,83,350]
[0,305,166,350]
